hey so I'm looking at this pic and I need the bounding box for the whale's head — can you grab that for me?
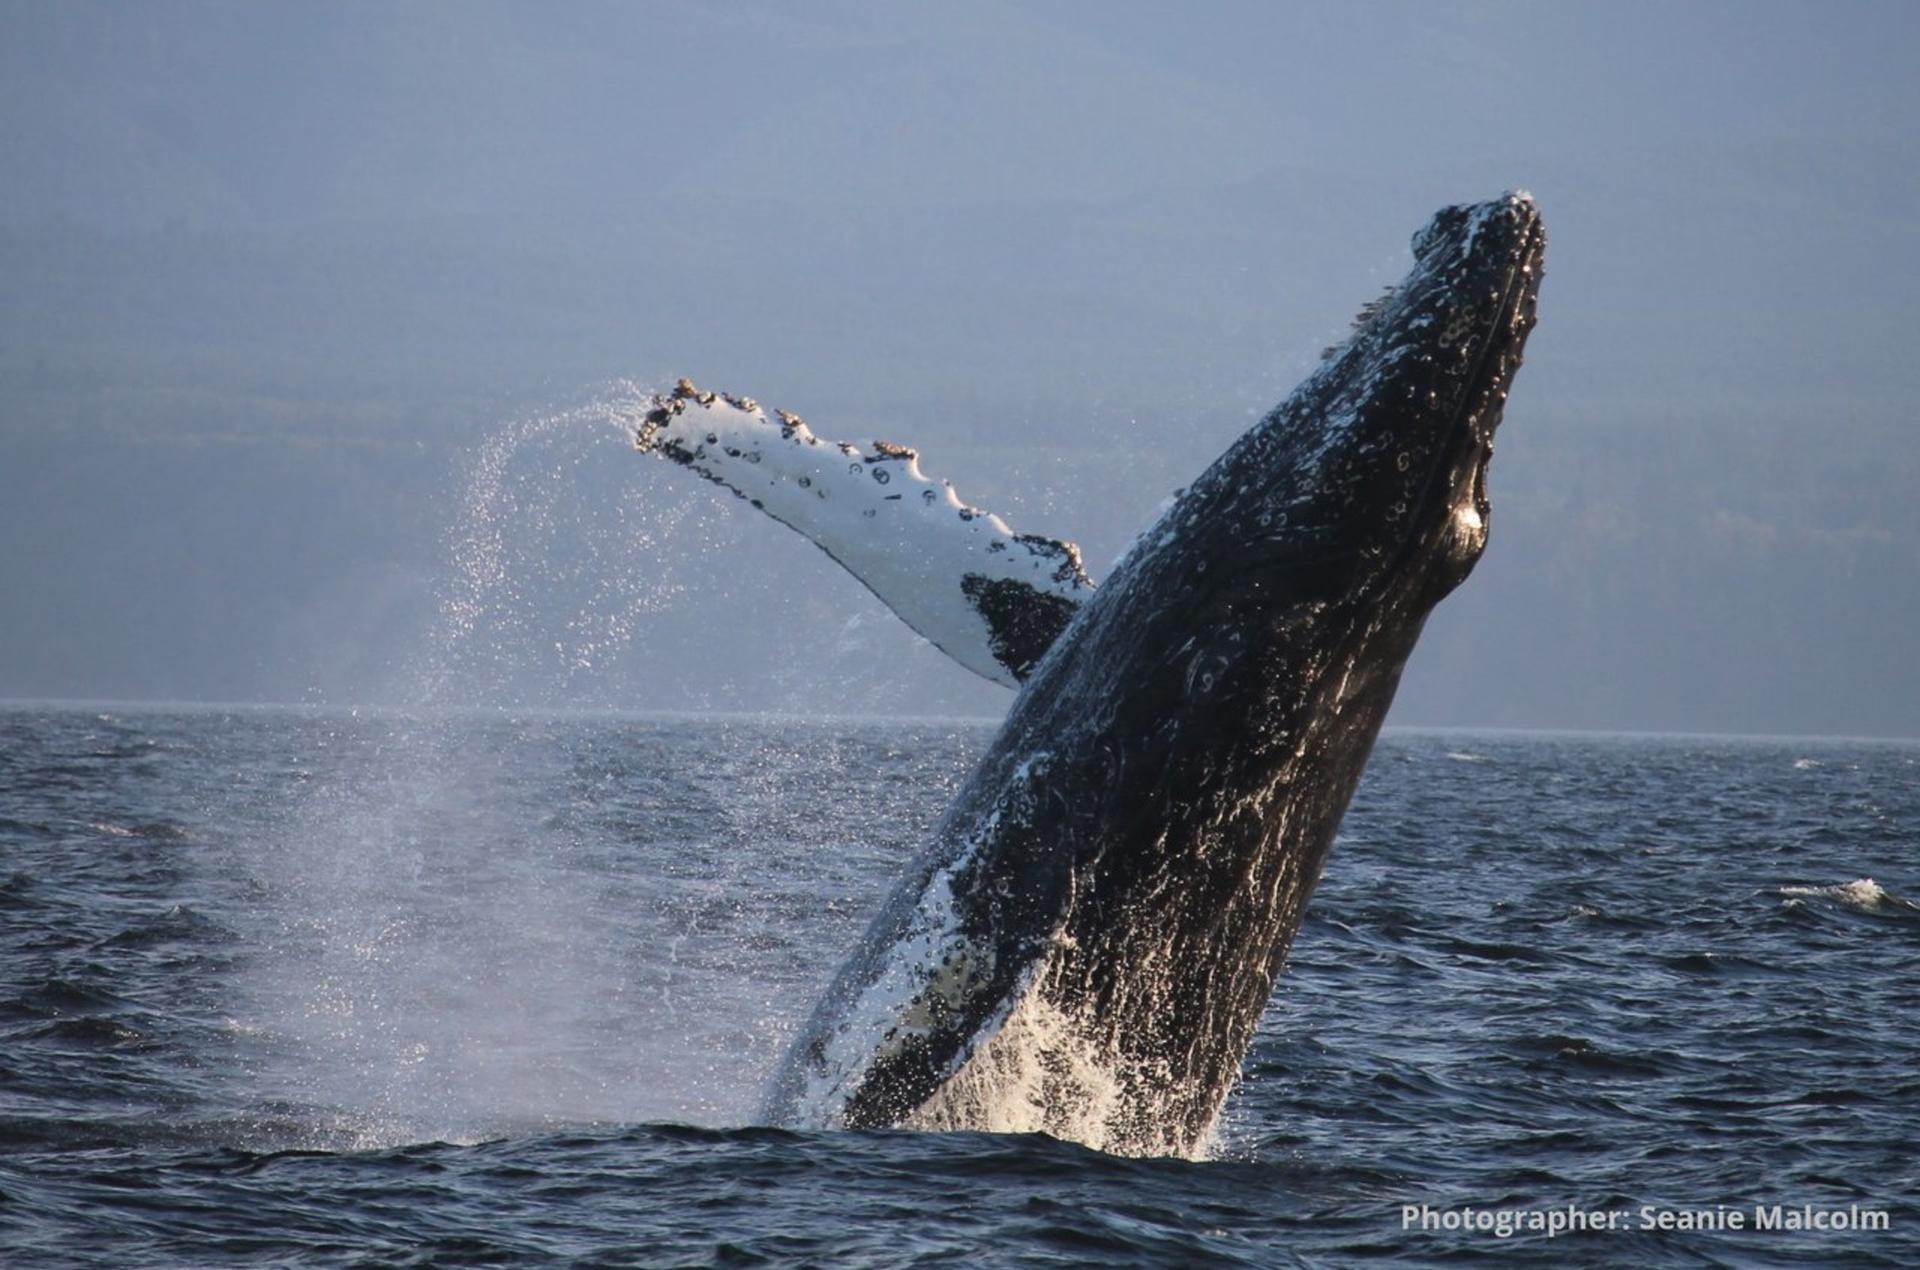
[1130,193,1544,650]
[1070,193,1543,741]
[1371,190,1544,601]
[1262,191,1542,607]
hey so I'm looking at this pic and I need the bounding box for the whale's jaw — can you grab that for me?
[766,194,1545,1158]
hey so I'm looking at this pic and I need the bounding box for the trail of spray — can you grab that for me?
[235,381,761,1149]
[429,381,705,706]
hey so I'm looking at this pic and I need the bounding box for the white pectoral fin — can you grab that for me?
[635,380,1096,686]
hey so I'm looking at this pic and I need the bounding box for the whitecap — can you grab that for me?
[1778,878,1909,912]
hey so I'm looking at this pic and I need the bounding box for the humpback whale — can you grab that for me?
[638,193,1544,1157]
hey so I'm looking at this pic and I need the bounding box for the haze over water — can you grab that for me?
[3,1,1917,736]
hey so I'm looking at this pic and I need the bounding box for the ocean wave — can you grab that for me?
[1779,878,1914,913]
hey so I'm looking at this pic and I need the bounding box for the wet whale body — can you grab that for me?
[640,193,1544,1157]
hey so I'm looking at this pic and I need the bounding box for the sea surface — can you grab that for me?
[1,704,1914,1267]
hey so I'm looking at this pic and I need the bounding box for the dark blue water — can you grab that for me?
[2,705,1915,1266]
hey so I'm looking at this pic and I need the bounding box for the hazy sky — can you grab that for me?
[2,1,1916,735]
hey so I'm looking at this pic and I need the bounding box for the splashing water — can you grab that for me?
[234,381,769,1148]
[428,379,732,707]
[1779,877,1914,913]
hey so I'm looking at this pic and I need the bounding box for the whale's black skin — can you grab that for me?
[765,194,1545,1157]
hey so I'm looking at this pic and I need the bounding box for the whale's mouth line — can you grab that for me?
[1386,207,1545,580]
[1462,212,1545,441]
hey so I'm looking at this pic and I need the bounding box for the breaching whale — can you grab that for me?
[637,193,1544,1157]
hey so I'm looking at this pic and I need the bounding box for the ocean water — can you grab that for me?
[1,704,1915,1267]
